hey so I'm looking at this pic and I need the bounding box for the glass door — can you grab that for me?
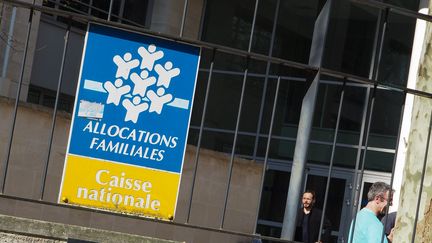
[305,167,353,243]
[256,164,353,243]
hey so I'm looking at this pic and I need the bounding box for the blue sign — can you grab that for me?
[68,23,200,173]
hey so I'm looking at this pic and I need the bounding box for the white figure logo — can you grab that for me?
[147,87,173,114]
[130,70,156,97]
[154,61,180,88]
[103,44,181,123]
[104,79,131,106]
[113,52,139,79]
[138,44,164,71]
[122,96,149,123]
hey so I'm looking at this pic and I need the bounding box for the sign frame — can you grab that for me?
[58,22,201,220]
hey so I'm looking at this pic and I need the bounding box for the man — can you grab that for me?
[295,190,332,243]
[381,211,397,237]
[348,182,394,243]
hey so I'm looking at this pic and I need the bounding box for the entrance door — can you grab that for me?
[304,167,352,243]
[256,164,353,243]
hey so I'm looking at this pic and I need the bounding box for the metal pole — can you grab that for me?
[220,57,250,228]
[349,7,388,242]
[318,81,346,242]
[252,0,280,159]
[107,0,113,21]
[281,71,320,239]
[2,7,16,78]
[220,0,259,228]
[40,21,71,200]
[179,0,188,37]
[253,74,281,233]
[0,4,34,193]
[349,86,376,242]
[248,0,260,53]
[186,49,216,223]
[282,0,332,239]
[347,86,372,243]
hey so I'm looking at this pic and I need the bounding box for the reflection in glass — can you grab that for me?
[364,150,395,172]
[257,137,296,161]
[272,0,322,63]
[378,13,416,86]
[190,71,211,126]
[199,130,235,154]
[202,0,257,50]
[307,143,332,165]
[258,170,290,222]
[324,1,378,77]
[306,175,346,231]
[238,77,265,133]
[336,85,367,144]
[204,73,244,130]
[368,88,404,148]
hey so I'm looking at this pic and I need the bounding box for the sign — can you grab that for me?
[59,23,200,220]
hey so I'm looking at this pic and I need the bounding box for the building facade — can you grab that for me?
[0,0,431,242]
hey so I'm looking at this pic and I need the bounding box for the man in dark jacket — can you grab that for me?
[294,190,332,243]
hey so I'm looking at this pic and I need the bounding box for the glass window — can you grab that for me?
[258,170,290,222]
[238,77,265,133]
[256,138,296,161]
[378,13,416,86]
[200,130,235,154]
[258,73,308,138]
[190,71,210,127]
[250,0,279,55]
[307,143,332,166]
[333,146,359,169]
[235,135,257,157]
[204,73,244,130]
[337,85,367,144]
[305,175,346,232]
[201,0,257,50]
[364,150,395,172]
[384,0,420,11]
[187,128,199,146]
[324,1,379,77]
[121,0,151,27]
[272,0,323,63]
[369,88,404,141]
[313,77,343,132]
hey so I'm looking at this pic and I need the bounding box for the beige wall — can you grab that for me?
[0,1,42,100]
[0,97,263,242]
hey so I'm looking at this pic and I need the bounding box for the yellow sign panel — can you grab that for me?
[60,155,180,219]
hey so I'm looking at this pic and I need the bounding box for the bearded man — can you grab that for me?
[295,190,332,243]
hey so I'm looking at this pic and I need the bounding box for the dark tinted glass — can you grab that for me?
[204,73,244,130]
[383,0,420,11]
[238,77,265,133]
[202,0,256,50]
[324,1,379,77]
[258,170,290,222]
[272,0,321,63]
[377,13,416,86]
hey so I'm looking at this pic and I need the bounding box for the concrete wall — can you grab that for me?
[0,97,263,242]
[0,214,180,243]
